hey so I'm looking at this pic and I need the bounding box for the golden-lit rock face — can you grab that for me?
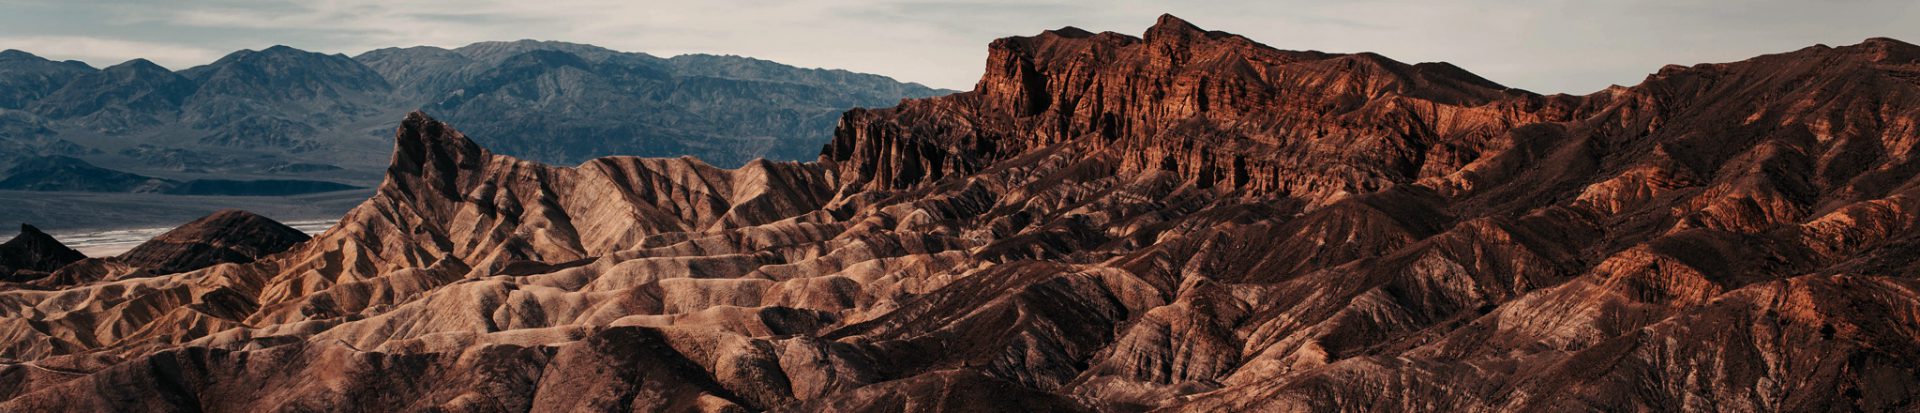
[825,14,1543,205]
[6,14,1920,412]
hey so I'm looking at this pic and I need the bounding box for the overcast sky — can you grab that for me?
[1,0,1915,94]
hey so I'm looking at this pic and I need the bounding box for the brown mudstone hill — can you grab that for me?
[0,224,84,282]
[5,15,1920,412]
[115,209,312,275]
[22,210,313,288]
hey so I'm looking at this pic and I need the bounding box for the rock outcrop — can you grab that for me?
[0,224,84,282]
[824,14,1536,202]
[4,15,1920,412]
[116,209,312,275]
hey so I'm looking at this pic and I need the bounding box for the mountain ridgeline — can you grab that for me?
[4,15,1920,412]
[360,41,950,166]
[0,40,950,195]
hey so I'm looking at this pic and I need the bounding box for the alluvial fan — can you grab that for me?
[4,15,1920,412]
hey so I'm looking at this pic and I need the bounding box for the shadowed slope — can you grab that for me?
[0,224,84,282]
[116,210,311,275]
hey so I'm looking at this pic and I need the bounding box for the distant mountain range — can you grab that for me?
[0,41,951,196]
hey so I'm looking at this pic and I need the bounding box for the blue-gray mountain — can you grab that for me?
[0,41,951,194]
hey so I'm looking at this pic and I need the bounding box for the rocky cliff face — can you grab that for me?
[825,15,1539,201]
[3,15,1920,412]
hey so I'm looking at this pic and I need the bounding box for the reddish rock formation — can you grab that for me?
[824,14,1543,203]
[4,14,1920,412]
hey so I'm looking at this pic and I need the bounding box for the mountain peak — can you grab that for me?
[104,58,168,72]
[205,45,327,66]
[1043,26,1095,38]
[0,221,85,281]
[453,40,623,64]
[184,42,391,106]
[1849,36,1920,63]
[1145,13,1206,42]
[1859,36,1915,48]
[116,209,309,275]
[0,49,42,61]
[387,111,490,201]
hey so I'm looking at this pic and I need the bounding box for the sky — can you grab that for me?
[1,0,1916,94]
